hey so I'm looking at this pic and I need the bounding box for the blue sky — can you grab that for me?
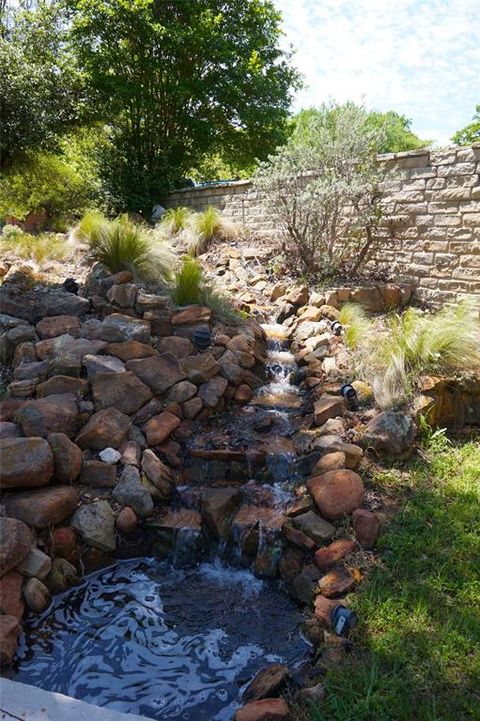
[274,0,480,145]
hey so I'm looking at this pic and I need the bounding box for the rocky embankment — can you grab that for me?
[0,251,421,719]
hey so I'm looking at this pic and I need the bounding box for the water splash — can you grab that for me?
[14,558,309,721]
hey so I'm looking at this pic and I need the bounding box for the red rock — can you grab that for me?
[243,664,290,701]
[0,614,21,667]
[171,306,211,325]
[164,402,183,419]
[127,353,186,394]
[314,539,356,570]
[0,398,24,422]
[116,507,138,533]
[104,340,157,362]
[48,432,82,482]
[307,469,364,520]
[157,336,194,358]
[234,384,254,403]
[156,439,182,468]
[37,375,90,398]
[234,698,290,721]
[36,315,81,339]
[0,437,53,488]
[181,353,220,384]
[282,524,316,551]
[14,393,78,438]
[144,411,181,446]
[5,486,79,529]
[313,595,337,626]
[312,452,346,474]
[92,371,153,414]
[285,286,309,306]
[313,395,346,426]
[352,509,380,549]
[141,449,174,498]
[0,571,24,620]
[182,397,203,419]
[201,488,242,539]
[318,566,355,598]
[0,517,32,576]
[76,408,131,450]
[51,527,78,562]
[80,460,117,487]
[131,398,164,425]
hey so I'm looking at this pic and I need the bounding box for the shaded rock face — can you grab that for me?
[48,432,82,483]
[141,449,174,499]
[23,577,51,613]
[0,517,32,576]
[182,353,220,384]
[307,470,364,520]
[0,614,21,667]
[234,698,290,721]
[127,353,186,394]
[14,394,78,438]
[201,487,242,540]
[76,407,131,450]
[4,486,79,529]
[100,313,150,344]
[242,663,290,702]
[70,500,116,552]
[0,570,25,620]
[113,465,154,518]
[291,511,335,544]
[92,371,153,414]
[353,508,380,548]
[0,437,53,488]
[364,410,416,456]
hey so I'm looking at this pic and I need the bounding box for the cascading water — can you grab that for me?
[14,558,309,721]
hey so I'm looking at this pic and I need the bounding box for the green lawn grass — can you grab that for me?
[307,439,480,721]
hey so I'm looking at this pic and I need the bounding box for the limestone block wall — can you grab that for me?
[163,146,480,306]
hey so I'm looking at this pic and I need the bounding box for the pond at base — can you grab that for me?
[14,558,310,721]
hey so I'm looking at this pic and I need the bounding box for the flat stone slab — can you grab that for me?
[0,678,156,721]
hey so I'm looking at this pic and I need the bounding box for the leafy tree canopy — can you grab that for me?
[0,1,85,169]
[290,104,429,154]
[65,0,301,212]
[451,105,480,146]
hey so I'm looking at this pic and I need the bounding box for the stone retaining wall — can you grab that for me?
[163,146,480,307]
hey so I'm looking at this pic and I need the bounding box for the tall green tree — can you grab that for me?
[452,105,480,146]
[0,1,85,169]
[65,0,300,213]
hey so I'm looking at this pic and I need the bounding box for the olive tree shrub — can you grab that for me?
[253,102,388,277]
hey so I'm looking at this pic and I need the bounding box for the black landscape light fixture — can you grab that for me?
[331,320,343,335]
[340,383,358,410]
[192,325,213,351]
[331,605,358,636]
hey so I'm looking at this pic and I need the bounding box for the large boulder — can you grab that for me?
[76,407,131,450]
[36,315,81,339]
[0,517,32,576]
[5,486,78,528]
[36,375,89,398]
[0,437,53,488]
[70,500,116,552]
[48,432,82,483]
[92,371,153,414]
[14,394,78,438]
[113,466,154,518]
[201,487,242,540]
[127,353,186,394]
[364,410,416,456]
[307,470,364,520]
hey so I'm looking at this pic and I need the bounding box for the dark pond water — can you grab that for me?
[15,558,310,721]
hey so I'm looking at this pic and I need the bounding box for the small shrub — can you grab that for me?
[76,212,173,281]
[338,302,371,349]
[160,207,192,235]
[188,206,239,256]
[0,151,94,223]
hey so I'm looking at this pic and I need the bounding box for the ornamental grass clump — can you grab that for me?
[359,303,480,409]
[75,211,174,281]
[171,255,239,321]
[187,206,239,257]
[0,226,70,264]
[338,302,371,349]
[160,206,193,235]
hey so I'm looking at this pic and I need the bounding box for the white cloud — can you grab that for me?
[274,0,480,144]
